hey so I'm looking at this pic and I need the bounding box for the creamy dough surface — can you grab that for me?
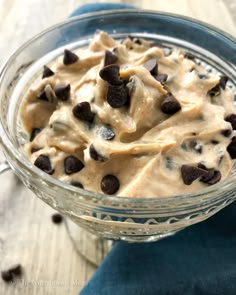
[20,31,236,197]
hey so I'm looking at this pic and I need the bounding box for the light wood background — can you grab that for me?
[0,1,235,295]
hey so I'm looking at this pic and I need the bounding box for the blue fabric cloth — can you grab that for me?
[70,3,135,17]
[80,202,236,295]
[70,4,236,295]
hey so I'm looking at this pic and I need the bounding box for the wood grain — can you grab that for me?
[0,1,235,294]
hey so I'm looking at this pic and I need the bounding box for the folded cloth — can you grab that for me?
[70,3,236,295]
[80,201,236,295]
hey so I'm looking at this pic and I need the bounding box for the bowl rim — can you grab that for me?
[0,9,236,205]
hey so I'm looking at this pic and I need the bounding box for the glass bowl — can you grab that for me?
[0,10,236,252]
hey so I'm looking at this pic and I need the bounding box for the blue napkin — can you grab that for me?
[70,4,236,295]
[80,202,236,295]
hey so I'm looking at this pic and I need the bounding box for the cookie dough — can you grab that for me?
[20,31,236,197]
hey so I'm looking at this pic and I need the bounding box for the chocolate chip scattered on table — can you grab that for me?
[51,213,63,224]
[20,31,235,197]
[1,264,23,283]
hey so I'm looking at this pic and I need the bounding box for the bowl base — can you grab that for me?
[64,218,179,266]
[65,218,113,266]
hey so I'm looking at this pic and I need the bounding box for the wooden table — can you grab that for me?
[0,1,235,294]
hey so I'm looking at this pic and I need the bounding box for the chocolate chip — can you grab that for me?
[99,125,115,140]
[208,76,228,97]
[34,155,54,175]
[101,174,120,194]
[51,213,63,224]
[198,164,222,185]
[107,84,128,108]
[154,74,168,84]
[1,271,13,282]
[133,38,142,45]
[31,147,42,154]
[227,137,236,159]
[72,101,95,123]
[219,75,228,90]
[189,140,203,154]
[30,128,41,142]
[161,94,181,115]
[38,85,57,103]
[208,84,220,97]
[225,114,236,130]
[143,59,158,75]
[9,264,22,276]
[195,145,203,154]
[211,140,219,145]
[104,50,118,66]
[207,170,221,185]
[38,88,49,101]
[64,156,84,175]
[197,162,207,170]
[42,65,55,79]
[1,264,22,283]
[54,84,70,101]
[208,170,221,185]
[122,77,130,86]
[200,168,215,183]
[89,144,106,162]
[184,52,195,60]
[201,170,221,185]
[71,181,84,188]
[181,165,207,185]
[63,49,79,65]
[221,128,232,137]
[99,64,122,85]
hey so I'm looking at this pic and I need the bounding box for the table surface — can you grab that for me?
[0,1,235,294]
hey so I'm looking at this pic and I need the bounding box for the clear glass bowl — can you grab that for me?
[0,10,236,243]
